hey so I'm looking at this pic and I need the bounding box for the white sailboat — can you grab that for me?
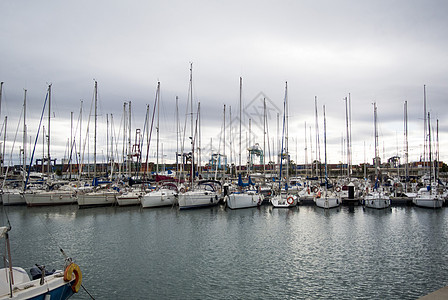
[363,102,390,209]
[177,64,221,209]
[270,82,298,208]
[140,82,178,208]
[23,84,78,206]
[78,81,118,208]
[226,77,263,209]
[315,105,340,209]
[413,111,444,208]
[178,180,221,209]
[141,182,178,208]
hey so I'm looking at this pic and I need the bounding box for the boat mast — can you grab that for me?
[314,96,321,178]
[323,105,328,191]
[22,89,27,189]
[239,77,242,177]
[304,122,308,178]
[428,112,432,195]
[128,101,132,178]
[70,111,73,178]
[176,96,179,176]
[189,63,194,185]
[285,81,289,187]
[404,101,409,192]
[79,100,82,179]
[223,104,226,178]
[156,82,160,176]
[344,96,350,180]
[229,106,233,176]
[47,84,51,177]
[263,98,266,176]
[93,81,97,181]
[373,102,379,184]
[423,85,427,170]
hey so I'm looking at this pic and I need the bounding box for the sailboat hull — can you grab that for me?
[315,197,340,209]
[178,191,219,209]
[363,192,390,209]
[24,191,77,206]
[141,189,177,208]
[226,192,262,209]
[78,191,117,208]
[413,196,444,208]
[2,192,26,206]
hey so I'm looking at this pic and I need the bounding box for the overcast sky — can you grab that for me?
[1,0,447,168]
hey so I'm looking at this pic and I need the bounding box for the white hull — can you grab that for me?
[78,190,117,208]
[413,195,444,208]
[141,189,177,208]
[363,192,390,209]
[2,192,25,206]
[178,191,219,209]
[24,191,76,206]
[117,191,142,206]
[270,194,298,208]
[315,197,340,209]
[226,191,263,209]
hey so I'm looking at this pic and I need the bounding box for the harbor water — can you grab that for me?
[1,204,447,299]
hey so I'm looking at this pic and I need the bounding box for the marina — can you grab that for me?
[1,203,447,299]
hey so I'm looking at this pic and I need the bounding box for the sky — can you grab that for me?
[1,0,447,168]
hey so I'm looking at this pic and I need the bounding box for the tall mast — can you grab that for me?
[223,104,226,176]
[176,97,179,175]
[423,85,427,169]
[373,102,378,179]
[304,122,308,177]
[349,93,352,179]
[314,96,320,177]
[93,81,97,180]
[156,82,160,175]
[263,98,266,176]
[122,102,127,177]
[428,112,432,194]
[70,111,73,178]
[344,96,350,179]
[23,89,27,188]
[189,63,194,184]
[323,105,327,189]
[229,106,233,176]
[239,77,242,175]
[106,114,109,176]
[79,100,82,178]
[110,114,114,178]
[285,81,289,186]
[47,84,51,176]
[128,101,132,177]
[404,101,409,192]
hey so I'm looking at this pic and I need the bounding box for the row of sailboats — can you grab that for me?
[0,76,444,210]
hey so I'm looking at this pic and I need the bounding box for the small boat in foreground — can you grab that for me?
[0,226,82,299]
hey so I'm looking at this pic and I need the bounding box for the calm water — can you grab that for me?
[1,204,447,299]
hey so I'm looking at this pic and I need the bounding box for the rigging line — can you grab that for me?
[36,214,68,260]
[81,283,96,299]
